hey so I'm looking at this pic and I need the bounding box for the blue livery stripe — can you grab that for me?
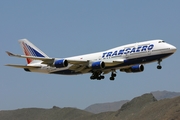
[25,43,44,57]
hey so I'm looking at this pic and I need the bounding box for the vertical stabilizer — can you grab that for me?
[19,39,49,64]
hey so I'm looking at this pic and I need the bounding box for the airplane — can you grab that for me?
[5,39,176,80]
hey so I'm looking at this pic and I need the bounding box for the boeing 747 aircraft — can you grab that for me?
[6,39,176,80]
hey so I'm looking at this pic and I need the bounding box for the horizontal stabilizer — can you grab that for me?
[6,51,52,60]
[6,51,54,64]
[5,64,41,69]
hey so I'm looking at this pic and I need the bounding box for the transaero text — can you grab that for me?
[102,44,154,58]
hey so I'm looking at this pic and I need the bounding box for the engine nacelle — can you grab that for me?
[54,59,68,68]
[120,64,144,73]
[90,61,105,69]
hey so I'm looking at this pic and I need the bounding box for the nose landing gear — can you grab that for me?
[157,59,162,69]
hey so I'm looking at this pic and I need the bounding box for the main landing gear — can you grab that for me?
[90,71,105,80]
[157,59,162,69]
[90,70,117,80]
[110,72,116,81]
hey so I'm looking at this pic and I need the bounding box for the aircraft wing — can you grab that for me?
[67,59,88,64]
[68,59,124,73]
[6,51,124,72]
[104,59,124,66]
[6,51,89,65]
[6,51,62,65]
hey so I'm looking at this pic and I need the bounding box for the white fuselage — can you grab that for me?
[28,39,176,75]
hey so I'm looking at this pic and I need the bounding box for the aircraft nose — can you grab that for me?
[170,45,177,53]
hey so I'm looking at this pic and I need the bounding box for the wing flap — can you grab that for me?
[104,59,124,66]
[67,59,88,64]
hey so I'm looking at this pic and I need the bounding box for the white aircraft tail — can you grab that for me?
[19,39,49,64]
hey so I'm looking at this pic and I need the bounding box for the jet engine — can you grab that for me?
[54,59,68,68]
[90,61,105,69]
[120,64,144,73]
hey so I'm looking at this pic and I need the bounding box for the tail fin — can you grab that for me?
[19,39,49,64]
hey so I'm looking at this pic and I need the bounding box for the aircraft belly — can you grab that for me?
[50,70,83,75]
[105,53,173,70]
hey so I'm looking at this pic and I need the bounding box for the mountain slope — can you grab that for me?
[0,92,180,120]
[84,91,180,114]
[151,90,180,100]
[0,107,92,120]
[84,100,129,114]
[82,94,180,120]
[113,94,180,120]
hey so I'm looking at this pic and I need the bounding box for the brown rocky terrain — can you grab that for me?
[0,92,180,120]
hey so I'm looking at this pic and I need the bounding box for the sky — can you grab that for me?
[1,1,180,110]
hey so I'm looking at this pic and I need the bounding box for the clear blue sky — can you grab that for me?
[1,1,180,110]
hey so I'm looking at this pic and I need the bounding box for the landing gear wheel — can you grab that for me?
[157,59,162,70]
[90,76,96,80]
[112,73,116,77]
[109,71,116,81]
[110,77,115,80]
[157,65,162,69]
[100,76,105,79]
[90,71,104,80]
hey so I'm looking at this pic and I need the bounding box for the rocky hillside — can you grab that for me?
[0,107,92,120]
[82,94,180,120]
[0,93,180,120]
[84,91,180,114]
[151,90,180,100]
[84,100,129,114]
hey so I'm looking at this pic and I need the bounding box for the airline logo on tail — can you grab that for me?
[19,39,47,64]
[22,42,44,63]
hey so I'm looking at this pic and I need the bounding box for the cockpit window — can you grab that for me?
[159,40,165,43]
